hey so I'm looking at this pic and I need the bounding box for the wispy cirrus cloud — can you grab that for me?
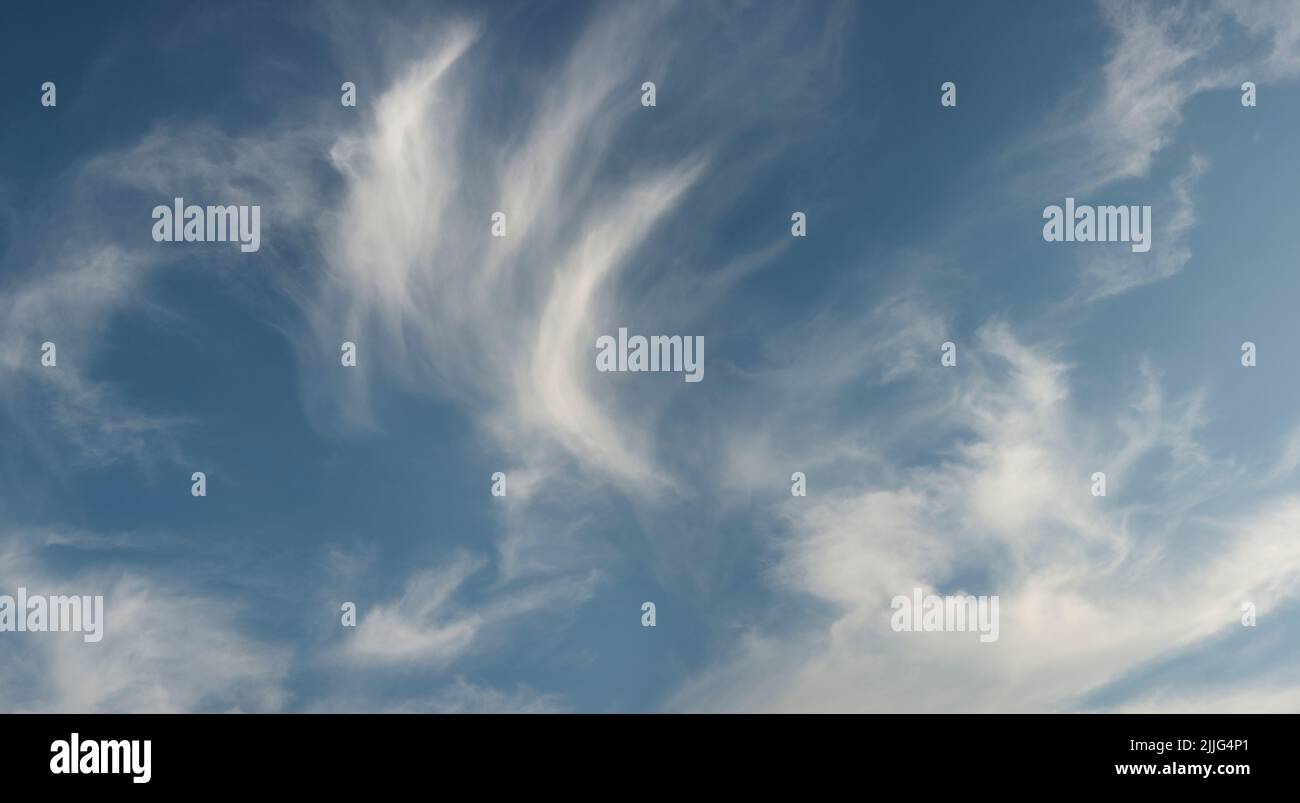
[5,0,1299,715]
[672,320,1300,712]
[966,1,1300,302]
[1079,152,1209,300]
[0,530,290,713]
[337,551,600,669]
[301,12,707,495]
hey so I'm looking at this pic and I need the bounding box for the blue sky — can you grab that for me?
[2,0,1300,712]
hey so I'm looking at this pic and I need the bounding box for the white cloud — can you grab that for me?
[975,1,1300,302]
[0,532,290,713]
[0,110,335,470]
[303,13,711,498]
[310,677,569,713]
[1088,1,1221,186]
[1080,153,1209,300]
[673,320,1300,712]
[340,551,600,669]
[1105,684,1300,714]
[1081,0,1300,188]
[0,244,187,469]
[1217,0,1300,76]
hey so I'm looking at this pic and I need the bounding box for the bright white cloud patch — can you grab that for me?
[672,323,1300,712]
